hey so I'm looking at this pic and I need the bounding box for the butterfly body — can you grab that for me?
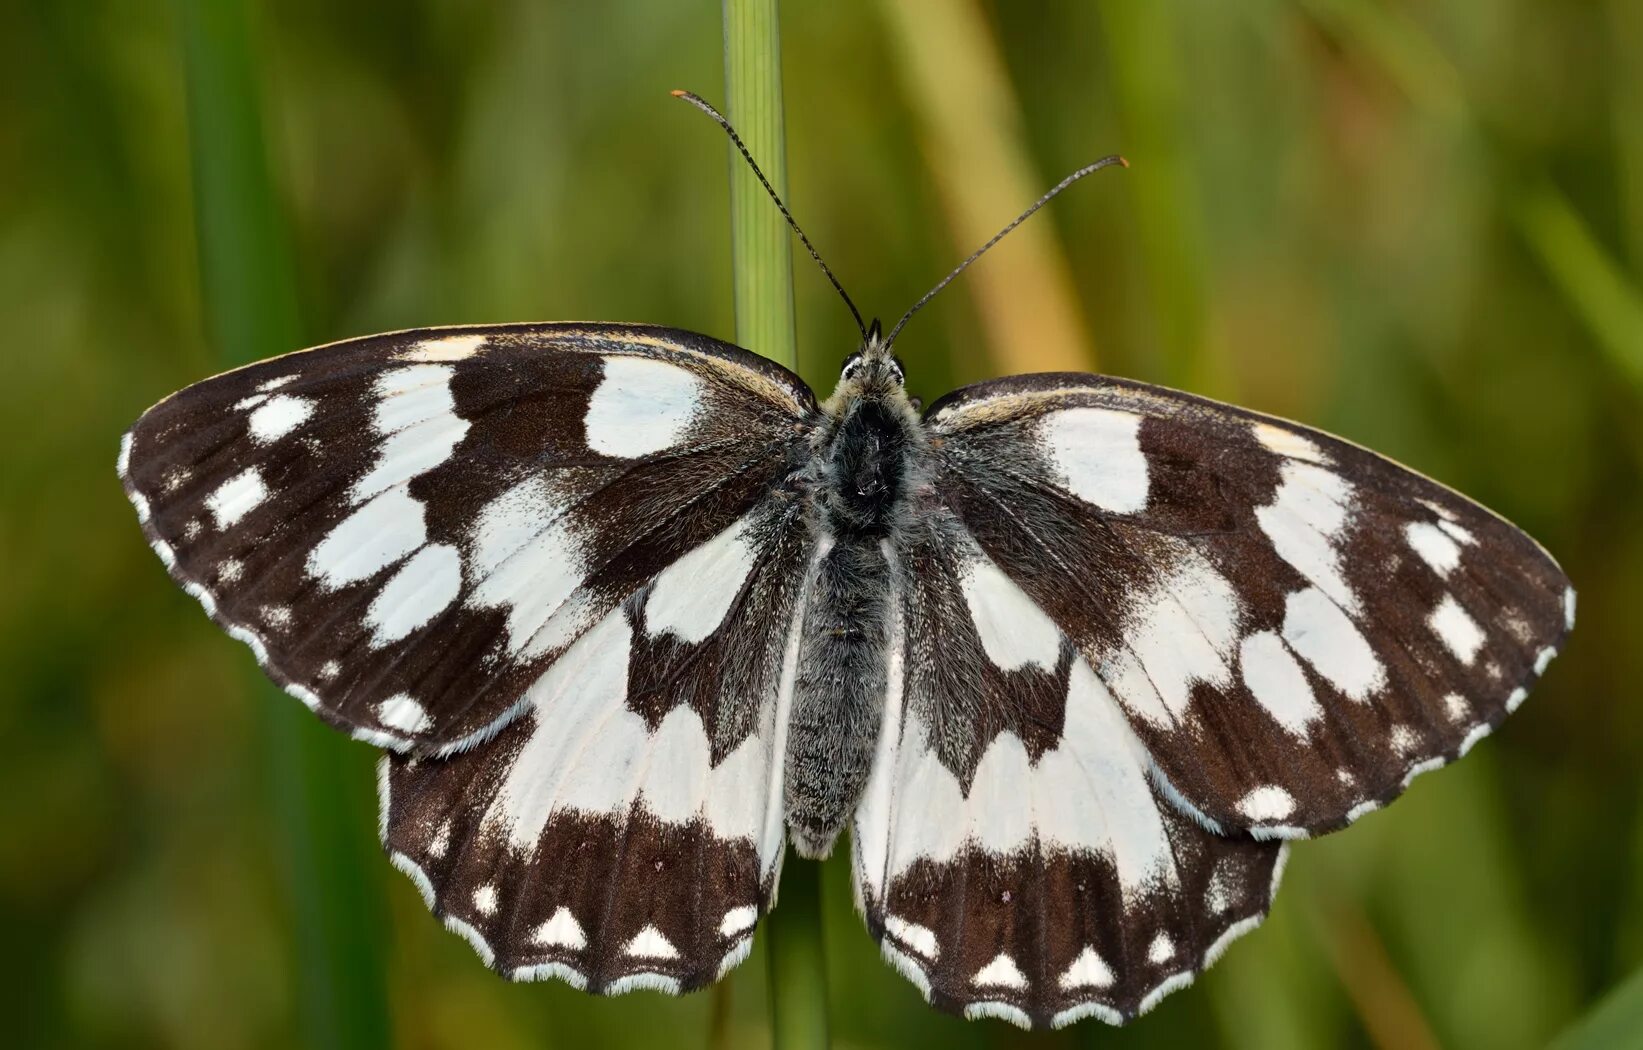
[120,321,1573,1027]
[787,333,923,855]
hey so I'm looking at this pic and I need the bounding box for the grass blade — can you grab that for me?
[724,0,799,372]
[722,2,828,1046]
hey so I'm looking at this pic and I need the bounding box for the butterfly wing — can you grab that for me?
[852,508,1285,1026]
[380,499,815,991]
[921,372,1573,838]
[120,323,813,753]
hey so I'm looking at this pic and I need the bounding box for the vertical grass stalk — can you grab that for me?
[172,3,392,1048]
[724,0,799,371]
[721,1,828,1047]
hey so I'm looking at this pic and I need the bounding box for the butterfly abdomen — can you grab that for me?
[786,535,894,857]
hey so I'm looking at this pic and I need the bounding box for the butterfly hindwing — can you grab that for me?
[924,373,1573,837]
[852,508,1286,1026]
[120,323,813,753]
[380,494,815,991]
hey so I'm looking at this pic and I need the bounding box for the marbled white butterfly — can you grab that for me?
[118,93,1573,1028]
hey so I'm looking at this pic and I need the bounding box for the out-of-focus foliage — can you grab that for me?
[1,1,1639,1047]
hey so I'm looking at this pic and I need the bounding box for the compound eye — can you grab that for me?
[841,352,864,380]
[889,356,906,384]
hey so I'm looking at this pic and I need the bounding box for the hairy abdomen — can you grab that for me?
[785,536,893,857]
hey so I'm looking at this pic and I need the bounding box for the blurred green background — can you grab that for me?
[3,1,1641,1047]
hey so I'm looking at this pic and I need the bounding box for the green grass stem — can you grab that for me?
[724,0,799,372]
[721,2,827,1047]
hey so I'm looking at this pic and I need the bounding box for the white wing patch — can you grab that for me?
[1429,594,1486,664]
[401,332,487,362]
[1238,630,1321,735]
[205,468,268,529]
[960,552,1061,671]
[1280,587,1385,700]
[467,476,589,658]
[857,638,1173,902]
[309,487,427,588]
[247,395,314,443]
[1255,461,1359,615]
[1404,521,1462,575]
[372,364,459,434]
[1100,549,1242,727]
[1040,407,1150,514]
[645,514,760,643]
[353,410,470,504]
[482,604,789,873]
[366,542,463,646]
[376,694,431,734]
[1252,422,1329,464]
[585,356,703,458]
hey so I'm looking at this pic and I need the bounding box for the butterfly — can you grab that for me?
[118,93,1573,1028]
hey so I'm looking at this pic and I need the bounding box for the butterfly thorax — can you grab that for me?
[814,366,922,539]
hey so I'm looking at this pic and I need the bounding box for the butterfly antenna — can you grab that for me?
[672,90,868,341]
[884,155,1129,347]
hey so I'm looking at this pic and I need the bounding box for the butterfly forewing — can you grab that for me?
[119,323,814,753]
[380,498,815,991]
[924,373,1574,838]
[852,507,1285,1026]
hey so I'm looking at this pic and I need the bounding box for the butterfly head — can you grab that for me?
[838,319,906,392]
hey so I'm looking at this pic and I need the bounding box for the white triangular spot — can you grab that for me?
[1148,933,1175,964]
[624,924,679,960]
[1058,946,1114,990]
[534,907,586,950]
[473,884,497,916]
[972,952,1028,990]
